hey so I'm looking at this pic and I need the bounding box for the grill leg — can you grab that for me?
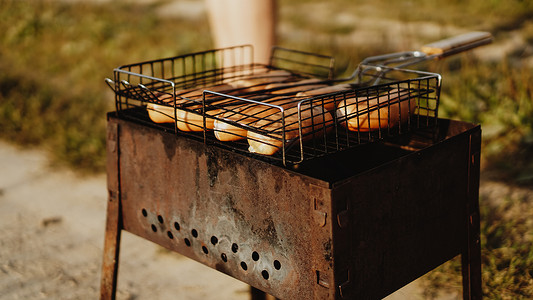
[99,191,122,300]
[462,132,482,300]
[250,286,280,300]
[461,210,482,300]
[250,286,267,300]
[101,121,122,300]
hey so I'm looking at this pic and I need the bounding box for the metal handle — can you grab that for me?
[421,31,493,58]
[335,31,492,85]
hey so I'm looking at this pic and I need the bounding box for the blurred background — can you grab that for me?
[0,0,532,298]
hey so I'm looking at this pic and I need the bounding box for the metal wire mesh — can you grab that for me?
[106,46,441,166]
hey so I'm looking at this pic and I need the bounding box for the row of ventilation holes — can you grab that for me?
[142,208,281,280]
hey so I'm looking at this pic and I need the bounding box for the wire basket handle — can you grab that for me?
[336,31,493,84]
[421,31,493,58]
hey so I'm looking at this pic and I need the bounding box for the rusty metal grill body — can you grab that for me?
[101,112,481,299]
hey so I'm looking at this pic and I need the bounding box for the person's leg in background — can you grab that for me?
[205,0,277,65]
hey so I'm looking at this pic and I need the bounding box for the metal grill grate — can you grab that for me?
[106,45,441,166]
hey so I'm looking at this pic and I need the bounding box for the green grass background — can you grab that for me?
[1,0,532,298]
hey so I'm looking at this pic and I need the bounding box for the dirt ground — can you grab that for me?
[0,140,251,300]
[0,139,465,299]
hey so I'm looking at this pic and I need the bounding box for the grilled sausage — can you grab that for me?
[247,105,333,155]
[295,84,352,111]
[264,78,327,95]
[335,89,416,132]
[147,102,220,131]
[213,97,296,142]
[230,69,292,91]
[147,84,236,130]
[147,92,178,124]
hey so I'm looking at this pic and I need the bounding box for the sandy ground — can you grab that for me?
[0,140,251,300]
[0,139,463,299]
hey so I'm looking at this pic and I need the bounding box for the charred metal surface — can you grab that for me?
[102,113,481,299]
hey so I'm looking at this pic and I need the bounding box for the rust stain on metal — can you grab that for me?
[101,114,483,299]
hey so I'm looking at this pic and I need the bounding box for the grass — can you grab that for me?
[437,57,533,185]
[422,190,533,299]
[0,0,212,172]
[1,0,532,297]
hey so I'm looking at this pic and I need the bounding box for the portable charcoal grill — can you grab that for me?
[101,33,489,299]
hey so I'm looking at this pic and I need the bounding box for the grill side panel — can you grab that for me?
[330,122,478,299]
[112,115,335,300]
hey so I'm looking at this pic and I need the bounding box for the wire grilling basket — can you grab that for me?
[106,45,441,166]
[107,31,493,166]
[106,44,441,166]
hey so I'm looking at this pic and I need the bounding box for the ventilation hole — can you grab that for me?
[210,236,218,245]
[141,209,148,217]
[157,215,164,224]
[252,251,259,261]
[240,261,248,271]
[221,253,228,262]
[202,246,209,254]
[191,229,198,238]
[261,270,269,280]
[273,260,281,270]
[174,222,180,231]
[231,243,239,253]
[184,238,191,247]
[167,231,174,239]
[151,224,157,232]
